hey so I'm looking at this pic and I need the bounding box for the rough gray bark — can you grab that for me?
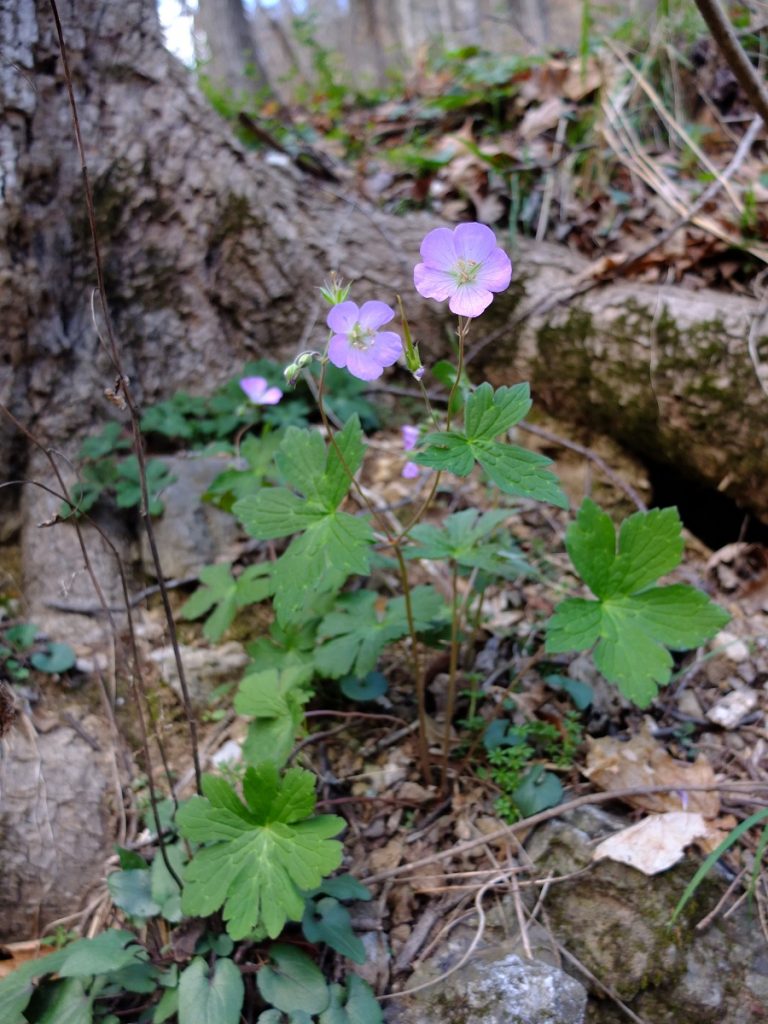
[195,0,270,94]
[0,712,118,941]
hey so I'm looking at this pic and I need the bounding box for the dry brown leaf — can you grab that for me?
[584,720,720,817]
[369,837,406,873]
[593,811,715,874]
[518,96,568,141]
[0,941,59,981]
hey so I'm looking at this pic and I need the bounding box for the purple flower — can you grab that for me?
[327,301,402,382]
[240,376,283,405]
[402,425,419,451]
[414,222,512,318]
[401,424,420,479]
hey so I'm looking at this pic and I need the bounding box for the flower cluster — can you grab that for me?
[284,222,512,386]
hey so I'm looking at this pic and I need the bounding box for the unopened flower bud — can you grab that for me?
[319,271,351,306]
[397,295,423,378]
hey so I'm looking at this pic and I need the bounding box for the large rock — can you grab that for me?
[526,806,768,1023]
[139,454,242,580]
[391,947,587,1024]
[0,711,117,940]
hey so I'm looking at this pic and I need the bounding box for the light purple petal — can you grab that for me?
[327,301,360,335]
[419,227,457,270]
[240,376,268,402]
[449,283,493,318]
[328,335,351,368]
[346,348,384,381]
[453,222,497,263]
[358,300,394,330]
[475,247,512,292]
[414,264,457,302]
[401,425,419,451]
[261,386,283,405]
[369,331,402,367]
[402,461,420,479]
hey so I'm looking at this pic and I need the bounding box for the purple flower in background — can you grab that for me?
[414,222,512,318]
[327,301,402,382]
[240,376,283,405]
[401,424,420,479]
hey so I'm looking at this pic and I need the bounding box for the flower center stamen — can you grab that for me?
[349,323,375,350]
[453,258,480,286]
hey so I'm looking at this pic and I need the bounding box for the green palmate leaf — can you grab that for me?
[463,381,532,437]
[471,440,568,508]
[546,499,729,707]
[108,869,161,919]
[256,945,329,1015]
[34,977,93,1024]
[246,618,321,687]
[180,563,273,641]
[302,896,366,963]
[234,419,374,624]
[178,957,244,1024]
[406,509,532,578]
[273,513,372,624]
[414,431,474,474]
[318,976,383,1024]
[177,764,344,939]
[315,586,446,679]
[79,422,130,460]
[58,930,147,978]
[109,961,162,994]
[235,667,313,767]
[413,383,567,509]
[0,947,69,1024]
[115,456,175,515]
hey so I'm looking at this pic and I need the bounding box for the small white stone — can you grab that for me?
[706,689,759,729]
[211,740,242,768]
[714,630,751,663]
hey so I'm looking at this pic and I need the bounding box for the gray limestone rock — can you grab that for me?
[391,943,587,1024]
[139,454,242,580]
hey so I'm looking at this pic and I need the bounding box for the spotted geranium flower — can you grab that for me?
[239,376,283,405]
[414,222,512,318]
[401,424,420,479]
[327,301,402,382]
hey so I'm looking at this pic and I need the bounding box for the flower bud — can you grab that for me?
[283,362,301,386]
[397,295,424,378]
[319,272,351,306]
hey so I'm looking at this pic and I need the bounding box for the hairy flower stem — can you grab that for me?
[442,561,462,793]
[396,318,470,541]
[317,368,432,781]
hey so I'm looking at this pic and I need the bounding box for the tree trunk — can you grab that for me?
[194,0,270,94]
